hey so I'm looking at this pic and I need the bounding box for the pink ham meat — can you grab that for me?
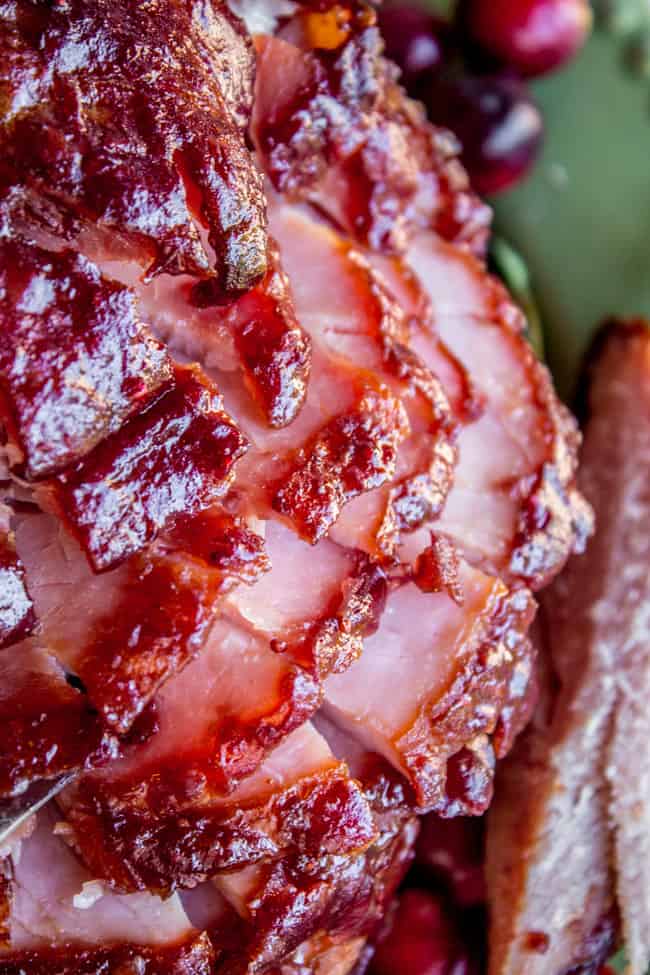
[402,234,592,589]
[486,321,650,975]
[0,0,593,971]
[324,567,536,814]
[0,805,215,973]
[12,507,259,736]
[58,650,377,888]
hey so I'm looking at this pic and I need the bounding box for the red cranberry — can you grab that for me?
[378,4,444,88]
[424,73,543,195]
[369,889,469,975]
[465,0,592,78]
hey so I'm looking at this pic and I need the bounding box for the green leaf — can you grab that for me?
[488,235,546,360]
[418,0,458,22]
[608,948,627,973]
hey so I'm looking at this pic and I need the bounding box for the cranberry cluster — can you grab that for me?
[379,0,592,194]
[370,816,486,975]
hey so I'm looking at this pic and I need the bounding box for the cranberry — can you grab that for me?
[465,0,592,78]
[378,4,445,88]
[369,889,469,975]
[424,73,543,195]
[415,815,486,908]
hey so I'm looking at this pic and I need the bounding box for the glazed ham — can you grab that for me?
[0,0,591,971]
[486,322,650,975]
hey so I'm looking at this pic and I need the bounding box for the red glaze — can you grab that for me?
[195,240,312,430]
[0,530,34,650]
[414,533,464,605]
[253,18,491,257]
[53,366,248,571]
[0,641,114,798]
[62,766,377,891]
[13,506,266,737]
[466,0,592,78]
[0,934,215,975]
[216,765,419,973]
[282,553,389,679]
[274,388,409,543]
[0,0,267,293]
[0,240,172,479]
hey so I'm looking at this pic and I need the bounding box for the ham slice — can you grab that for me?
[324,566,536,813]
[404,234,592,589]
[13,507,255,736]
[211,753,418,975]
[0,0,267,294]
[486,321,650,975]
[268,198,458,557]
[0,640,111,798]
[0,240,172,480]
[0,805,215,973]
[59,647,377,888]
[252,26,490,256]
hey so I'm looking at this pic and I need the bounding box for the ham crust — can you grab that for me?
[0,640,113,798]
[0,240,173,480]
[50,365,248,572]
[212,758,418,975]
[324,568,536,813]
[486,321,650,975]
[252,17,490,256]
[0,0,267,293]
[0,504,33,649]
[13,508,257,737]
[59,719,377,891]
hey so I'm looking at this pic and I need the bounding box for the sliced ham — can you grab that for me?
[0,805,215,973]
[13,507,255,736]
[0,240,172,480]
[0,0,594,970]
[48,364,248,573]
[324,565,536,813]
[59,652,377,888]
[211,756,418,975]
[1,0,267,294]
[0,640,111,798]
[485,624,615,975]
[252,24,490,257]
[486,321,650,975]
[403,233,592,589]
[268,198,458,556]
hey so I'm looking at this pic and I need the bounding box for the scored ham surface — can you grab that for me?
[0,0,591,972]
[486,321,650,975]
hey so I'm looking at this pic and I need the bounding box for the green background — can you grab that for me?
[493,27,650,400]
